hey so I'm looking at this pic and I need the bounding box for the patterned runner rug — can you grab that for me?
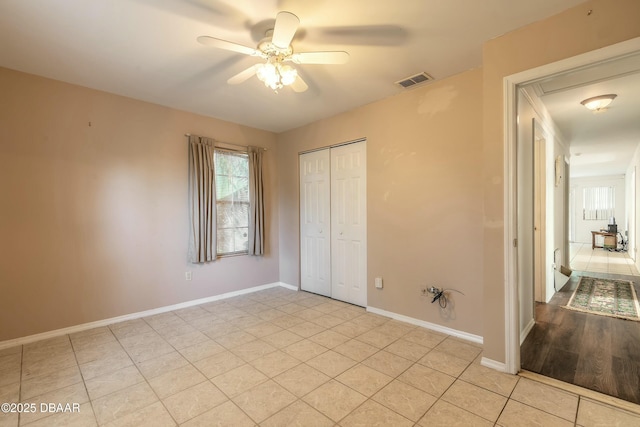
[565,276,640,321]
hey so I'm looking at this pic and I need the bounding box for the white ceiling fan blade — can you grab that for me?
[227,64,261,85]
[290,75,308,93]
[272,11,299,49]
[292,51,349,65]
[197,36,261,56]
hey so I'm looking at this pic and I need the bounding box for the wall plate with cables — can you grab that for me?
[428,287,445,304]
[424,286,465,308]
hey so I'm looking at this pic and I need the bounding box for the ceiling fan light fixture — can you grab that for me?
[198,10,345,94]
[580,94,617,111]
[256,60,298,91]
[256,62,275,82]
[280,65,297,86]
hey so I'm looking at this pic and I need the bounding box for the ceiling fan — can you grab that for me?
[197,11,349,93]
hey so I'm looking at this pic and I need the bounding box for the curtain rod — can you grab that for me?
[184,133,267,151]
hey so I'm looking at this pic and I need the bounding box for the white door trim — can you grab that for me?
[503,36,640,374]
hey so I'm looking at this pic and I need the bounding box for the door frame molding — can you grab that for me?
[503,36,640,374]
[533,130,545,304]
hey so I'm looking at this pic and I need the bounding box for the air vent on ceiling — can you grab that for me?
[395,72,434,88]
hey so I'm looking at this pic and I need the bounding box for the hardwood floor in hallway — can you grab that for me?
[521,271,640,404]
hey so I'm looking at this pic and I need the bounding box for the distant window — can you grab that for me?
[583,186,615,220]
[215,150,249,255]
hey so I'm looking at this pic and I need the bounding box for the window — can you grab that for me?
[215,150,249,255]
[583,186,615,220]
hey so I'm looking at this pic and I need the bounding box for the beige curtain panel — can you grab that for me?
[248,146,265,255]
[188,135,217,263]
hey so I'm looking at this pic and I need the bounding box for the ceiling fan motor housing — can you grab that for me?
[258,37,293,60]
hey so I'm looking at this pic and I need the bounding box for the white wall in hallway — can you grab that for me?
[570,175,626,244]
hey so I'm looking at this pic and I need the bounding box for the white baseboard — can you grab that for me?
[520,318,535,345]
[277,282,299,291]
[364,306,513,375]
[0,282,296,350]
[366,306,483,345]
[481,357,508,373]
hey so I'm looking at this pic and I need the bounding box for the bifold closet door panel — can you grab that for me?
[331,141,367,307]
[299,149,331,296]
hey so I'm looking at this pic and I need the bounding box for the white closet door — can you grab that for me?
[299,149,331,296]
[331,141,367,306]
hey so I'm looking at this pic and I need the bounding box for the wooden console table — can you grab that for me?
[591,230,616,249]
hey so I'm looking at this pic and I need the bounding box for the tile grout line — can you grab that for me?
[510,377,582,425]
[495,375,521,425]
[132,317,181,427]
[68,333,99,427]
[17,345,23,427]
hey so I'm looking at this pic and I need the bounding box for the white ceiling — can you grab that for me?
[0,0,587,132]
[530,53,640,178]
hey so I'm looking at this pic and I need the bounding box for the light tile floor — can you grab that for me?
[570,242,640,276]
[1,288,640,426]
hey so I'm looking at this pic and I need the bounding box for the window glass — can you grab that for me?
[583,186,615,220]
[215,150,249,255]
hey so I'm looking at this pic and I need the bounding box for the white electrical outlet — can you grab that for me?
[185,271,192,281]
[375,277,383,289]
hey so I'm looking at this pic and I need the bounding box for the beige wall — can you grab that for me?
[482,0,640,362]
[278,69,485,336]
[3,0,639,356]
[0,68,279,341]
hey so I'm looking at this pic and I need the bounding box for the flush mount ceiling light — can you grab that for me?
[580,94,617,111]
